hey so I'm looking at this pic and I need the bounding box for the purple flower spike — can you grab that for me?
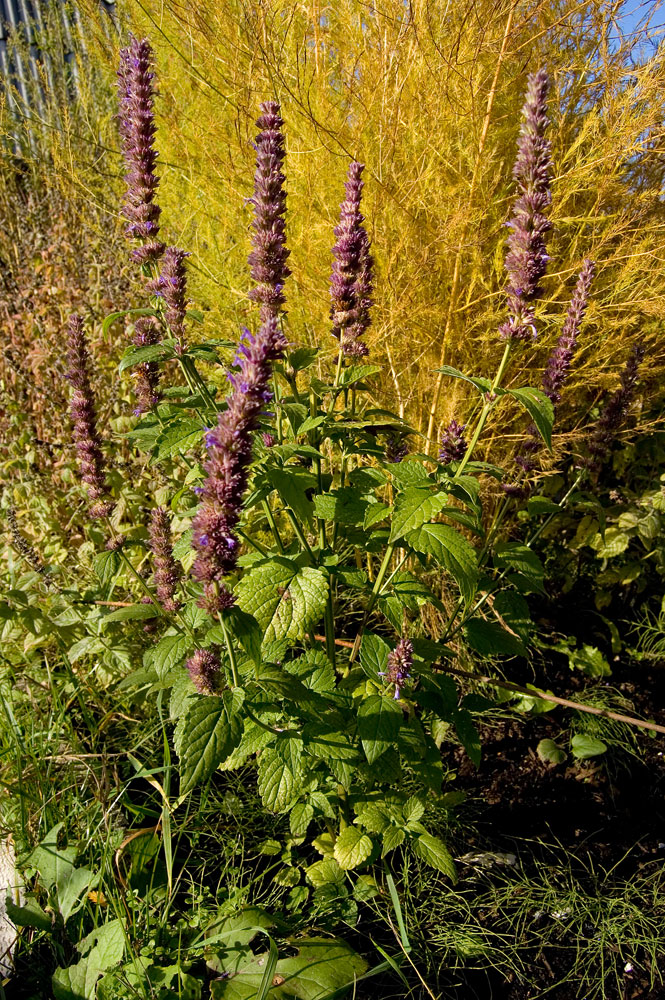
[499,69,552,342]
[132,316,162,413]
[148,507,181,612]
[248,101,291,322]
[187,648,222,695]
[384,637,414,699]
[66,316,114,518]
[117,37,165,263]
[586,340,646,473]
[148,246,190,353]
[542,259,595,404]
[384,433,409,463]
[192,316,287,612]
[330,161,374,358]
[439,419,467,464]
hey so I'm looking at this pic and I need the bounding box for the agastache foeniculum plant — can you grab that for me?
[52,44,651,883]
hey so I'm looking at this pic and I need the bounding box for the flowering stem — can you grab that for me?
[454,342,512,477]
[219,614,240,687]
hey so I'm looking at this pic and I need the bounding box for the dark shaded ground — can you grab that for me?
[446,657,665,1000]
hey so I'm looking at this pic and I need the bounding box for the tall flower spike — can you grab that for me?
[132,316,162,413]
[66,315,114,518]
[186,648,222,695]
[148,247,190,354]
[542,259,596,405]
[499,69,552,342]
[439,419,467,464]
[192,316,287,612]
[382,637,414,700]
[117,36,164,264]
[330,161,374,358]
[248,101,291,322]
[148,507,181,612]
[586,340,646,473]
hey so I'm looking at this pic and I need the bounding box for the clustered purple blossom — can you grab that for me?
[117,36,164,264]
[384,433,409,463]
[192,317,287,612]
[186,648,221,694]
[499,69,552,342]
[148,247,190,353]
[248,101,291,323]
[132,316,162,413]
[382,637,414,699]
[330,161,374,358]
[585,340,646,473]
[66,315,114,518]
[439,419,467,464]
[148,507,181,612]
[542,259,595,405]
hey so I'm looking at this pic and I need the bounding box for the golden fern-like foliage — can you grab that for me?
[67,0,665,463]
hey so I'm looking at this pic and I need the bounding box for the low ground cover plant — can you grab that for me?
[1,28,663,1000]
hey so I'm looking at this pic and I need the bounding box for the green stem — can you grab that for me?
[285,509,315,562]
[455,342,512,477]
[262,499,285,553]
[219,614,240,687]
[237,528,269,558]
[349,543,396,663]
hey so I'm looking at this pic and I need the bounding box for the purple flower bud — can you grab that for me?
[248,102,291,322]
[439,419,467,464]
[384,637,413,699]
[542,259,595,405]
[384,433,409,463]
[66,315,114,518]
[148,247,190,353]
[499,69,553,342]
[262,431,276,448]
[585,340,646,473]
[191,316,287,610]
[148,507,181,612]
[132,315,162,413]
[186,648,222,695]
[330,161,374,358]
[117,37,165,263]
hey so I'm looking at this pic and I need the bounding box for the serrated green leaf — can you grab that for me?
[156,418,204,459]
[313,488,369,525]
[290,803,314,840]
[407,522,478,604]
[286,650,336,692]
[506,387,554,450]
[118,342,172,373]
[102,604,159,624]
[363,502,390,529]
[257,748,300,812]
[339,363,382,386]
[494,542,545,593]
[359,632,390,680]
[434,365,492,395]
[175,693,242,795]
[453,710,481,767]
[333,827,373,870]
[390,488,447,542]
[412,833,457,882]
[267,468,317,528]
[463,618,526,658]
[225,607,263,667]
[381,826,405,857]
[236,559,328,646]
[357,695,402,764]
[149,632,189,679]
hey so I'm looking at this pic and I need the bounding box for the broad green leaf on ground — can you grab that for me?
[236,558,328,645]
[334,826,373,870]
[537,739,567,765]
[390,487,447,542]
[258,748,301,812]
[407,522,478,604]
[52,920,124,1000]
[357,695,402,764]
[506,387,554,450]
[571,734,608,759]
[412,833,457,882]
[5,895,51,931]
[175,692,243,795]
[56,867,98,924]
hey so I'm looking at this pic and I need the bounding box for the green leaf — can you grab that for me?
[339,363,382,386]
[93,550,120,587]
[357,695,402,764]
[286,650,335,692]
[6,895,51,931]
[492,591,532,643]
[359,633,390,681]
[156,418,204,459]
[568,644,611,678]
[57,867,98,924]
[267,468,317,528]
[537,739,566,765]
[434,365,492,396]
[53,920,124,1000]
[494,543,545,593]
[453,710,481,767]
[381,827,406,857]
[334,827,373,870]
[236,558,328,646]
[389,461,432,487]
[257,748,300,813]
[571,734,608,760]
[149,632,189,679]
[225,607,263,667]
[118,342,172,373]
[463,618,526,658]
[364,502,390,529]
[313,488,369,525]
[103,306,156,338]
[407,522,478,604]
[102,604,159,624]
[412,834,457,882]
[287,346,319,371]
[506,387,554,450]
[290,803,314,840]
[175,692,242,795]
[390,488,447,542]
